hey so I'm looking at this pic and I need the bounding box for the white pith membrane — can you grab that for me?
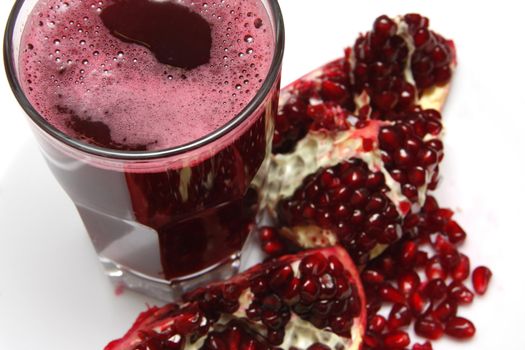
[263,15,453,262]
[108,248,365,350]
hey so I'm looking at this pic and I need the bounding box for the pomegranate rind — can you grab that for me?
[105,305,175,350]
[105,246,366,350]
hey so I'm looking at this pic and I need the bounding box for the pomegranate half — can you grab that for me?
[105,246,366,350]
[264,14,456,266]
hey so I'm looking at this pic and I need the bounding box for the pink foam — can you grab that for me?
[19,0,274,150]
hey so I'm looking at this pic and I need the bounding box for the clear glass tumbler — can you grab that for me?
[4,0,284,301]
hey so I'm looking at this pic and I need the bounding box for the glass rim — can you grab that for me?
[3,0,285,160]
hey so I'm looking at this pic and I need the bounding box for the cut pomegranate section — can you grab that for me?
[105,247,366,350]
[264,14,456,266]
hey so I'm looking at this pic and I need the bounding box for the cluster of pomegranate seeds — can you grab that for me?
[272,14,455,157]
[361,196,492,349]
[352,15,416,114]
[272,59,353,154]
[188,252,362,346]
[377,107,444,200]
[279,158,403,265]
[107,248,365,350]
[403,14,455,91]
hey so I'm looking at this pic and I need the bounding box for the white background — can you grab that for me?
[1,1,524,349]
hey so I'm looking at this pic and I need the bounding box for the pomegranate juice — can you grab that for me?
[18,0,277,282]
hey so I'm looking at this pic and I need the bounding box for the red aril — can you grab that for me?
[472,266,492,295]
[445,317,476,339]
[413,342,433,350]
[383,330,410,349]
[414,316,444,340]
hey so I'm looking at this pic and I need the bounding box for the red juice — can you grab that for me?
[16,0,279,288]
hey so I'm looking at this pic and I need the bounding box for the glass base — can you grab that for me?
[100,253,242,302]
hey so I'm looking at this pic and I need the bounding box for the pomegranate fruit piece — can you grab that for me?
[105,247,366,350]
[265,14,456,267]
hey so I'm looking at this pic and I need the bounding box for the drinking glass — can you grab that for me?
[4,0,284,301]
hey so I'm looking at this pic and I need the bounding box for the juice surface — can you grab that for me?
[19,0,275,151]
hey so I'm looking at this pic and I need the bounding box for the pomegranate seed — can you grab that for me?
[388,303,412,330]
[383,330,410,349]
[451,254,470,282]
[444,220,466,244]
[321,80,347,102]
[414,251,429,267]
[409,291,428,315]
[300,253,329,276]
[408,167,426,186]
[267,328,285,345]
[472,266,492,295]
[439,250,460,272]
[259,227,276,242]
[270,265,294,290]
[432,299,457,322]
[263,240,284,256]
[300,277,320,303]
[398,271,420,295]
[394,148,415,167]
[379,284,406,304]
[400,241,418,265]
[445,317,476,339]
[448,282,474,305]
[361,270,385,284]
[373,15,398,38]
[433,234,456,254]
[413,28,430,47]
[379,127,402,151]
[414,315,444,340]
[413,341,433,350]
[425,257,446,280]
[369,315,387,333]
[328,255,344,275]
[282,277,300,301]
[419,148,438,167]
[423,279,447,301]
[364,334,382,349]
